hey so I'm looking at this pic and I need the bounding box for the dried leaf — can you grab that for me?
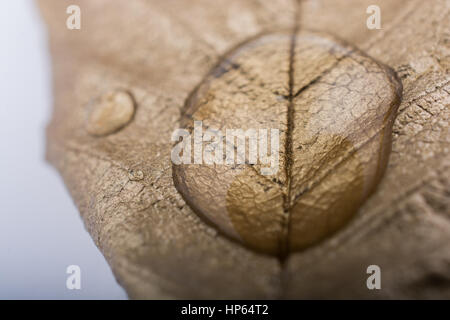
[38,0,449,298]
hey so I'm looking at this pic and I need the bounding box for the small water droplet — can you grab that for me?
[128,169,144,181]
[86,89,136,136]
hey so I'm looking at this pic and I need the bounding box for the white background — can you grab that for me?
[0,0,127,299]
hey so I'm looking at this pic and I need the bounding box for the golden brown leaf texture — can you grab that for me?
[173,31,402,256]
[38,0,449,299]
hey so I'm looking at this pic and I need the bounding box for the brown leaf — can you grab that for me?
[39,0,449,298]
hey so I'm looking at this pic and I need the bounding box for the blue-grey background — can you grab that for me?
[0,0,127,299]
